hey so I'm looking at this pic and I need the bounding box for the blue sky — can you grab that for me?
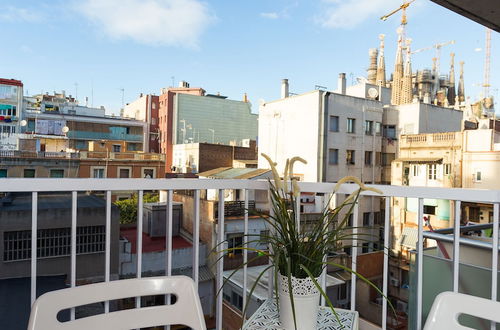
[1,0,498,115]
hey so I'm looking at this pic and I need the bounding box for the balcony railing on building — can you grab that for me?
[0,178,498,330]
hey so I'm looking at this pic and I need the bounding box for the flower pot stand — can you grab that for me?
[243,299,359,330]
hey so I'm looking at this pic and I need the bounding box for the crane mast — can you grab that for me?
[483,28,491,97]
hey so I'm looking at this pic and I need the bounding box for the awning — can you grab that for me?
[430,0,500,32]
[394,158,442,164]
[400,227,418,250]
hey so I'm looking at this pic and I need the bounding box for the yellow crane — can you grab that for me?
[411,40,456,73]
[380,0,415,26]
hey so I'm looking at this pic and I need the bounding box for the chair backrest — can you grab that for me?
[28,275,207,330]
[424,291,500,330]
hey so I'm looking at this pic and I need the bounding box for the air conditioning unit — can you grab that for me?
[390,277,400,287]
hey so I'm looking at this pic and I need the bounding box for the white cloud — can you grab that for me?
[318,0,404,29]
[74,0,215,48]
[260,12,279,19]
[0,6,42,22]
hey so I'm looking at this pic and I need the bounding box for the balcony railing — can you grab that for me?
[0,150,164,161]
[0,179,499,330]
[67,130,143,142]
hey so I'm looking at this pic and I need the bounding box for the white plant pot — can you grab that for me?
[278,273,320,330]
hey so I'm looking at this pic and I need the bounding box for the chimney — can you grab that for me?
[281,79,289,98]
[178,81,190,88]
[243,93,248,103]
[338,73,346,95]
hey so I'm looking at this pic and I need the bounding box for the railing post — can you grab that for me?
[453,201,461,293]
[382,197,390,330]
[417,198,424,330]
[350,200,359,312]
[491,203,499,330]
[216,189,225,330]
[70,191,78,320]
[30,192,38,307]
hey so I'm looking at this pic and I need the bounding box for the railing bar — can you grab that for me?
[267,184,274,299]
[165,189,173,330]
[491,203,499,330]
[417,198,424,330]
[350,199,359,312]
[166,190,173,276]
[31,192,37,306]
[193,190,200,290]
[105,190,111,313]
[243,189,249,316]
[135,190,143,310]
[295,191,300,233]
[216,189,225,330]
[453,201,461,293]
[70,191,77,320]
[382,197,390,330]
[321,192,333,307]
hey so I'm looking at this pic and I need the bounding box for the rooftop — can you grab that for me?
[120,227,192,253]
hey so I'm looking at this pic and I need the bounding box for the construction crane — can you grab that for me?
[380,0,415,44]
[411,40,455,73]
[483,28,491,97]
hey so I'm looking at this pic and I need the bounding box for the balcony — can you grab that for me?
[67,130,143,142]
[0,150,164,161]
[0,178,499,329]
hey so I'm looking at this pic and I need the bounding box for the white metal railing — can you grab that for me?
[1,178,499,330]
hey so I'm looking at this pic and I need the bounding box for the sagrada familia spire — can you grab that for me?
[391,28,404,105]
[376,34,386,87]
[367,48,378,84]
[400,39,413,104]
[447,53,456,106]
[458,61,465,102]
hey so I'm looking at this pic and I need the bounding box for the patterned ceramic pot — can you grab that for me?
[278,273,320,330]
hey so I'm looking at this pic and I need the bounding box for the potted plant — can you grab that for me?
[219,153,385,330]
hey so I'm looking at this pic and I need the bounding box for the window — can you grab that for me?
[382,153,395,166]
[338,283,348,300]
[112,144,121,152]
[412,165,420,177]
[231,291,243,311]
[142,168,155,178]
[375,152,381,166]
[443,164,451,175]
[227,233,243,255]
[346,150,355,165]
[468,207,480,221]
[383,125,396,139]
[92,167,105,178]
[374,212,382,225]
[363,212,371,226]
[347,118,356,133]
[0,169,6,178]
[474,169,482,182]
[423,205,436,215]
[119,168,131,178]
[347,214,353,227]
[365,120,373,135]
[24,169,35,178]
[328,149,339,165]
[49,169,64,178]
[365,151,372,166]
[428,164,437,180]
[375,122,382,135]
[3,226,105,261]
[329,116,339,132]
[362,243,370,253]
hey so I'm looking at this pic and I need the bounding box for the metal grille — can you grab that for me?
[3,226,105,261]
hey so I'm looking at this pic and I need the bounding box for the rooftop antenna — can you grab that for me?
[91,79,94,108]
[119,88,125,109]
[74,82,78,102]
[171,76,175,88]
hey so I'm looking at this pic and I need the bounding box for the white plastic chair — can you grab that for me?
[424,291,500,329]
[27,275,207,330]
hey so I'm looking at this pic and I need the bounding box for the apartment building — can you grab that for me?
[122,93,160,153]
[0,78,24,151]
[158,81,258,173]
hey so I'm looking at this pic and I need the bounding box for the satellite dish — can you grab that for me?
[368,88,379,99]
[62,126,69,133]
